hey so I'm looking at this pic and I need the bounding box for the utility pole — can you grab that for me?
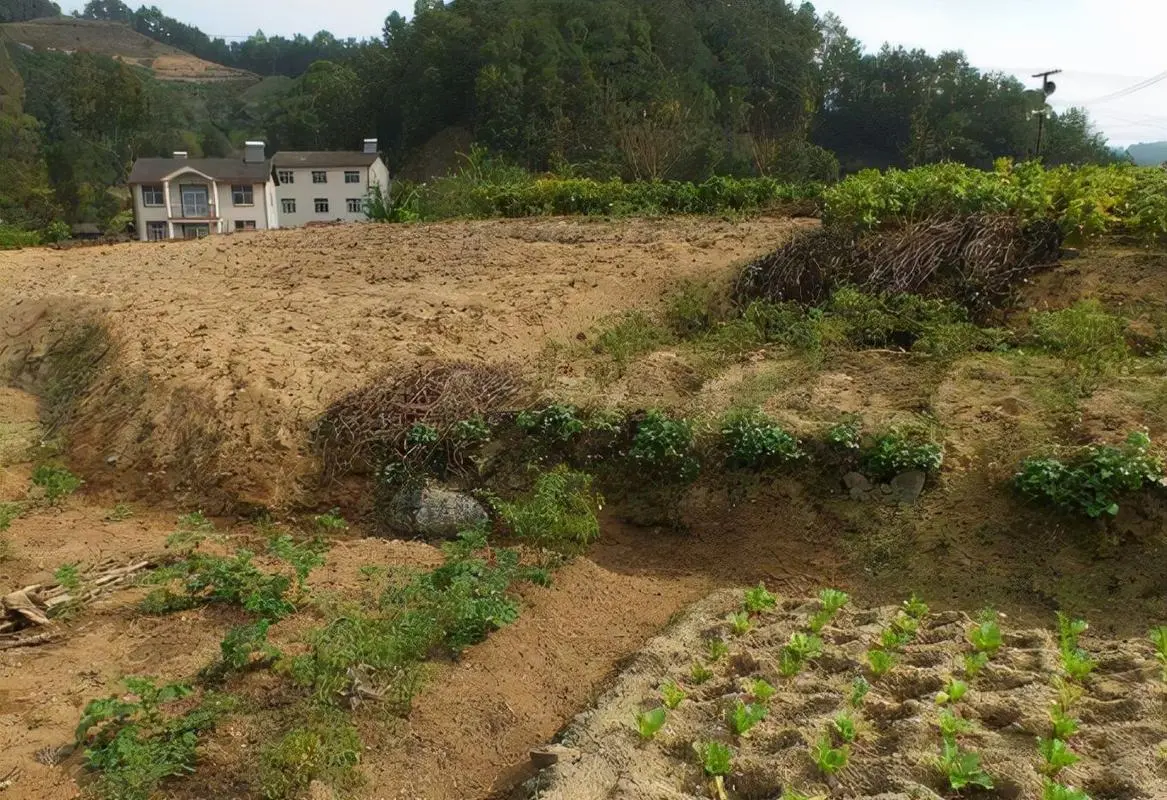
[1032,69,1062,159]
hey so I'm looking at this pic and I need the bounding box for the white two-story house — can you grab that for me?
[128,139,389,241]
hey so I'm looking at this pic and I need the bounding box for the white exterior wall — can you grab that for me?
[132,171,276,240]
[274,157,389,228]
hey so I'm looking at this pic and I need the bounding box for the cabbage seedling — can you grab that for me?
[819,588,850,614]
[935,678,968,705]
[833,712,857,743]
[938,739,993,791]
[1051,676,1083,713]
[778,647,804,678]
[1042,779,1091,800]
[636,707,667,740]
[727,700,767,737]
[660,680,686,709]
[903,593,929,619]
[938,708,974,739]
[728,611,751,636]
[749,678,776,704]
[1049,705,1080,740]
[1149,626,1167,680]
[743,583,777,614]
[707,638,729,661]
[807,609,833,634]
[880,627,913,651]
[968,613,1002,655]
[1056,612,1088,652]
[848,676,870,708]
[866,648,896,677]
[810,734,849,775]
[690,662,714,684]
[964,651,990,678]
[1060,648,1096,682]
[1038,737,1080,776]
[786,632,823,660]
[698,741,733,800]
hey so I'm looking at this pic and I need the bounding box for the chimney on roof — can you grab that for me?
[173,151,188,159]
[244,141,266,164]
[363,138,378,155]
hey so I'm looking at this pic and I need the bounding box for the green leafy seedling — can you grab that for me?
[848,676,870,708]
[786,632,823,660]
[968,613,1003,655]
[727,700,767,737]
[833,712,857,743]
[1042,779,1091,800]
[880,626,913,651]
[728,611,751,636]
[1061,648,1096,681]
[690,662,714,685]
[964,651,990,678]
[938,738,994,791]
[1056,612,1088,652]
[807,609,833,634]
[1050,705,1080,740]
[707,638,729,661]
[698,740,733,799]
[819,588,850,614]
[810,734,849,775]
[935,678,968,705]
[1149,626,1167,680]
[1038,737,1080,776]
[743,583,777,614]
[903,593,929,619]
[867,648,896,677]
[660,681,686,710]
[1052,676,1083,712]
[636,707,667,740]
[938,708,974,739]
[778,647,804,678]
[749,678,776,704]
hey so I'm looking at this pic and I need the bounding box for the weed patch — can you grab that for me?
[721,408,804,470]
[861,429,944,480]
[592,311,671,375]
[1030,300,1128,393]
[31,463,82,505]
[493,466,602,552]
[258,710,362,799]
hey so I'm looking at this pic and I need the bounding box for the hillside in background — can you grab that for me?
[1,17,255,81]
[1128,140,1167,166]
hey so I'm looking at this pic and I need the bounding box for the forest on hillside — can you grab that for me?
[0,0,1122,232]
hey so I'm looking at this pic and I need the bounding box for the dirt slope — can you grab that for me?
[0,217,808,510]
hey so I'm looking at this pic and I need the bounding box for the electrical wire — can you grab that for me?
[1079,69,1167,106]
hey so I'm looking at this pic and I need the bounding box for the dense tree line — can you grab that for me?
[0,0,1123,230]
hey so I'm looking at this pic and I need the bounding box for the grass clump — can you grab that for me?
[1030,300,1128,392]
[494,466,601,552]
[664,281,719,339]
[861,428,943,480]
[1014,431,1162,518]
[629,410,700,482]
[258,712,362,800]
[32,463,82,505]
[720,408,803,470]
[592,311,670,374]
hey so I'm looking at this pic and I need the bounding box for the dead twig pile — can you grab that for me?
[0,558,153,649]
[734,214,1063,312]
[314,361,528,479]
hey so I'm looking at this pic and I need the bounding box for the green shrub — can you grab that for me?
[1014,431,1162,517]
[0,225,41,249]
[140,550,297,620]
[629,410,700,482]
[217,620,281,672]
[494,467,602,551]
[32,463,82,505]
[258,713,362,800]
[268,534,327,589]
[42,220,71,243]
[861,430,943,480]
[312,509,348,533]
[1030,300,1128,391]
[721,408,804,470]
[515,404,585,442]
[0,502,21,532]
[826,418,862,451]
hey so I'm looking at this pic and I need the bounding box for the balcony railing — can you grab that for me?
[174,201,218,220]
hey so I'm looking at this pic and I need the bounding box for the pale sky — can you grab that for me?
[58,0,1167,145]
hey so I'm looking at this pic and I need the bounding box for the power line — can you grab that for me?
[1079,69,1167,106]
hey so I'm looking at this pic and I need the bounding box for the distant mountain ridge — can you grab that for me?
[1126,141,1167,166]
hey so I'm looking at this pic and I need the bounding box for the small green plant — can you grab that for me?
[1030,299,1128,391]
[629,410,700,482]
[866,648,896,677]
[861,429,943,480]
[107,502,134,521]
[268,534,327,590]
[721,408,804,469]
[515,404,585,442]
[728,700,767,737]
[660,680,686,709]
[903,593,929,619]
[405,422,440,448]
[968,610,1003,655]
[748,678,776,704]
[450,415,491,445]
[810,734,849,775]
[728,611,751,636]
[826,418,861,451]
[166,511,216,552]
[779,632,822,676]
[690,662,714,684]
[833,712,857,743]
[1060,648,1097,681]
[938,708,974,738]
[1056,612,1088,652]
[1042,779,1091,800]
[593,311,670,373]
[1052,676,1084,713]
[819,588,850,614]
[1050,705,1080,740]
[938,738,994,791]
[742,583,777,614]
[0,501,20,532]
[935,678,969,705]
[880,626,913,651]
[32,463,82,505]
[664,281,717,338]
[494,467,602,551]
[1150,626,1167,680]
[54,562,83,593]
[1038,737,1080,776]
[312,509,348,532]
[698,740,733,800]
[258,713,362,800]
[218,620,281,672]
[964,651,990,678]
[140,550,296,620]
[636,706,668,740]
[848,676,870,708]
[707,638,729,661]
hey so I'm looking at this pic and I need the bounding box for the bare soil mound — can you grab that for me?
[535,589,1166,800]
[0,217,808,510]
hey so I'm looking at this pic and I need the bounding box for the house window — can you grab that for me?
[182,223,210,239]
[277,169,294,184]
[234,220,257,231]
[344,171,360,184]
[314,198,329,214]
[281,198,296,214]
[231,185,254,206]
[312,170,327,184]
[146,221,167,241]
[141,184,164,206]
[346,198,363,213]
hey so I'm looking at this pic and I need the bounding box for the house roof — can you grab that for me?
[127,158,272,184]
[271,151,380,168]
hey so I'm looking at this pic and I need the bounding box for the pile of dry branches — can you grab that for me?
[314,361,528,479]
[735,214,1063,312]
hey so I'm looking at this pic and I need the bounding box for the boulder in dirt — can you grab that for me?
[842,471,872,500]
[890,470,927,504]
[385,483,488,539]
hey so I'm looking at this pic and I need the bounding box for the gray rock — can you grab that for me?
[842,471,872,499]
[385,483,487,539]
[890,470,927,504]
